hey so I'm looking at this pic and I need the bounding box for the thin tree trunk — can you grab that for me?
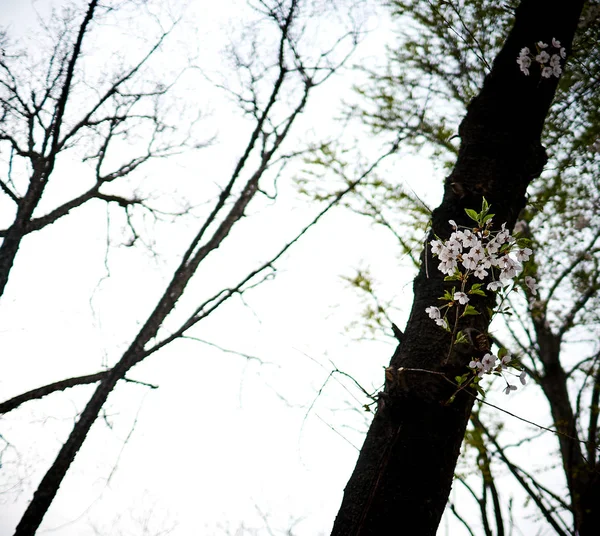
[331,1,585,534]
[535,319,600,535]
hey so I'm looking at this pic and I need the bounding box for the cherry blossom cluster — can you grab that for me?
[517,38,566,78]
[468,350,527,395]
[425,200,535,396]
[428,220,535,293]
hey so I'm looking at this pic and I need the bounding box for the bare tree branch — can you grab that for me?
[0,372,107,415]
[473,414,572,536]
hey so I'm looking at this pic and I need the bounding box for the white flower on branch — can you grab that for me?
[517,39,564,78]
[525,276,539,296]
[425,306,441,320]
[454,292,469,305]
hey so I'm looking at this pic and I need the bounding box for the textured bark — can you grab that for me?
[331,1,586,534]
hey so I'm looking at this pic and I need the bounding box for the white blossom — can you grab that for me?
[462,253,479,271]
[487,238,502,255]
[499,256,519,280]
[454,292,469,305]
[517,53,531,75]
[536,50,550,64]
[487,280,503,292]
[436,317,449,330]
[458,230,477,248]
[525,276,539,296]
[537,41,548,49]
[552,38,561,48]
[469,359,486,378]
[474,265,488,279]
[496,223,510,244]
[515,247,533,262]
[482,353,496,370]
[446,238,462,256]
[541,66,554,78]
[439,258,458,275]
[430,239,444,255]
[425,306,441,320]
[480,256,492,269]
[553,64,562,77]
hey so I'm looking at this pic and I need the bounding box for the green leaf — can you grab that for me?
[454,330,468,344]
[481,197,490,213]
[455,373,470,386]
[469,288,486,296]
[461,304,480,317]
[444,272,462,281]
[482,213,495,223]
[498,347,508,359]
[440,289,455,302]
[465,208,479,222]
[472,383,486,397]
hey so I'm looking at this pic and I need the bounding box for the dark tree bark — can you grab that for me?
[331,1,587,535]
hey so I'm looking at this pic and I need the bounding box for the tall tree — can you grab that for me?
[332,0,600,533]
[331,1,593,535]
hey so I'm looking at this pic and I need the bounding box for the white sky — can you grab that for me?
[0,1,569,535]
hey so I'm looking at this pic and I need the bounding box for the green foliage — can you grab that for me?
[468,283,486,297]
[460,304,479,317]
[355,0,600,334]
[341,268,400,340]
[454,330,468,345]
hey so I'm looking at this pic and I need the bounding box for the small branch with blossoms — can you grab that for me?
[426,198,536,400]
[517,38,566,78]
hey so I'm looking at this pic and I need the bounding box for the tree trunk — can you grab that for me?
[331,1,586,534]
[535,318,600,535]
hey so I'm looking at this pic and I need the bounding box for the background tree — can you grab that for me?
[0,0,378,533]
[0,0,201,298]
